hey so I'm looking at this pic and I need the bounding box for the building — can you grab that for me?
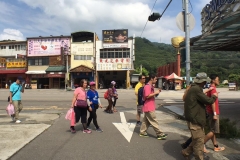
[0,40,27,88]
[70,31,98,88]
[26,36,71,89]
[96,29,135,89]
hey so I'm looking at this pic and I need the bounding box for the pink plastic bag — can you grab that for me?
[6,104,15,115]
[65,108,74,120]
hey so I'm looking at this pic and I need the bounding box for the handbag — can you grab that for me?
[8,85,20,102]
[76,99,88,108]
[65,108,74,120]
[6,104,15,115]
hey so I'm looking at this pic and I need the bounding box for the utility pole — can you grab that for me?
[183,0,191,85]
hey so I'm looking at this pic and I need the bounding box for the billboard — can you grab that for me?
[27,38,70,57]
[102,29,128,48]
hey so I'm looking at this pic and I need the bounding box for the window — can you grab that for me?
[1,46,6,49]
[74,55,92,60]
[113,71,118,75]
[99,48,130,59]
[28,57,49,66]
[21,45,26,50]
[123,52,127,58]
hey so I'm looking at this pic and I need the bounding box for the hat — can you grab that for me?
[111,81,116,85]
[89,81,96,86]
[17,76,23,82]
[194,72,210,83]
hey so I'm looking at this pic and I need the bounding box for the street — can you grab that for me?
[0,89,240,160]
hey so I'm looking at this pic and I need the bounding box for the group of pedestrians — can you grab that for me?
[70,79,103,134]
[134,73,225,160]
[181,73,225,160]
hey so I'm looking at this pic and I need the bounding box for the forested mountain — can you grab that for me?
[134,37,240,80]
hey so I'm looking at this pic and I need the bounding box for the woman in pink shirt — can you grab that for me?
[70,79,91,134]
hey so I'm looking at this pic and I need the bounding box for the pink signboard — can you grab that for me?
[27,38,70,57]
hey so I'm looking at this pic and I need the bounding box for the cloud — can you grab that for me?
[14,0,182,43]
[0,29,25,41]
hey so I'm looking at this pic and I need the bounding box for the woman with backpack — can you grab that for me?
[86,81,103,132]
[111,81,118,112]
[104,83,115,114]
[70,79,91,134]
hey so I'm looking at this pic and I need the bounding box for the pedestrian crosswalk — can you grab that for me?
[162,99,235,104]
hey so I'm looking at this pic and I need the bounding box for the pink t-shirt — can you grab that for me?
[74,87,86,105]
[142,84,155,112]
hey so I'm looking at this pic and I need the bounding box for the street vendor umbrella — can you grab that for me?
[165,73,183,80]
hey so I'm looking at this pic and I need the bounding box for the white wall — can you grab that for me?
[0,43,26,57]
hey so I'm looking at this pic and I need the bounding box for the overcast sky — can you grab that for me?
[0,0,211,44]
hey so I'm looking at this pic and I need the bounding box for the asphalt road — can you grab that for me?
[0,89,239,160]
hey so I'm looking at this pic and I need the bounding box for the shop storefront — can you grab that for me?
[0,69,26,88]
[70,65,94,88]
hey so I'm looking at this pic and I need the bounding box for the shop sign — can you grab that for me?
[7,61,27,68]
[204,0,235,20]
[99,58,130,63]
[47,74,65,78]
[97,58,131,71]
[102,29,128,48]
[27,38,70,57]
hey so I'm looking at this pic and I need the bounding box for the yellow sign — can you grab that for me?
[7,61,27,68]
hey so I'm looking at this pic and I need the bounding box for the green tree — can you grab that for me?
[228,74,240,83]
[134,67,149,76]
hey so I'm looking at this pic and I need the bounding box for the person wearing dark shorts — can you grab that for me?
[204,74,225,152]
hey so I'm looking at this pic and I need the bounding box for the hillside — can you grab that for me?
[134,37,240,80]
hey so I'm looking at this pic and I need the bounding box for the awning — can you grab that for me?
[0,69,26,74]
[25,71,46,74]
[46,66,66,72]
[165,73,183,80]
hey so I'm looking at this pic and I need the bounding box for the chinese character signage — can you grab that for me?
[7,61,27,68]
[102,29,128,48]
[97,58,131,71]
[27,38,70,57]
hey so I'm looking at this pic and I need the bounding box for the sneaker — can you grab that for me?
[181,143,187,149]
[96,128,103,132]
[11,115,15,121]
[70,127,76,133]
[139,133,149,137]
[87,126,92,130]
[157,133,167,140]
[214,146,225,152]
[136,121,142,126]
[83,129,92,134]
[15,120,21,123]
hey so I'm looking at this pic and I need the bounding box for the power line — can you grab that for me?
[140,0,158,37]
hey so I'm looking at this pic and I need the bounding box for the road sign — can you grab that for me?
[176,11,196,32]
[113,112,136,142]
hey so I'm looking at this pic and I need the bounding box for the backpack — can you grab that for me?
[104,90,108,99]
[137,86,145,105]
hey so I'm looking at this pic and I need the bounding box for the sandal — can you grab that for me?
[114,109,118,112]
[214,146,225,152]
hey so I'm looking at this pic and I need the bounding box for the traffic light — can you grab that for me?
[148,13,162,22]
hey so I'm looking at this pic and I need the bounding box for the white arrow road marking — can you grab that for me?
[113,112,136,143]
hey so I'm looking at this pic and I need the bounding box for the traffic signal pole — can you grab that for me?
[183,0,191,85]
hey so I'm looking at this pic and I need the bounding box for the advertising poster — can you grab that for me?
[102,29,128,48]
[27,38,70,57]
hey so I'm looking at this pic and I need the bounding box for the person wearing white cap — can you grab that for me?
[111,81,118,112]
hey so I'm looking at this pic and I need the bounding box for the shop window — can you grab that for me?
[106,71,110,75]
[113,71,118,75]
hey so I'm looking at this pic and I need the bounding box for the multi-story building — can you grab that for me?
[26,36,71,89]
[70,31,98,88]
[0,40,27,88]
[96,29,135,89]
